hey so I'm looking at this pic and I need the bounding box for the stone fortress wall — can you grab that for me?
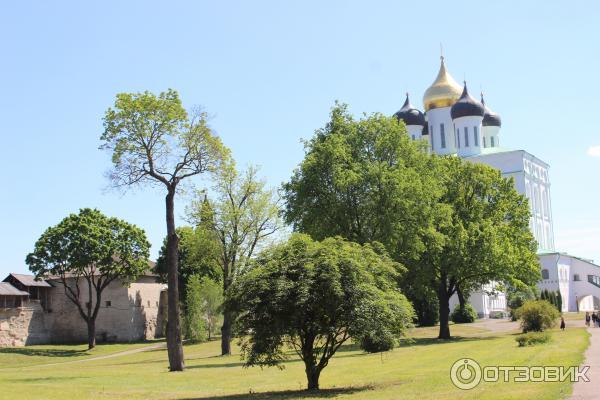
[0,276,167,347]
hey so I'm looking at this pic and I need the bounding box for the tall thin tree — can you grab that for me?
[188,165,281,355]
[100,89,229,370]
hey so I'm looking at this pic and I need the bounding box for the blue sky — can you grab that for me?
[1,1,598,277]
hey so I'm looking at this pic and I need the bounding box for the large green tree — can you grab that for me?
[282,103,446,323]
[100,89,229,371]
[25,208,150,349]
[282,103,540,338]
[416,157,540,338]
[187,165,281,355]
[228,234,414,391]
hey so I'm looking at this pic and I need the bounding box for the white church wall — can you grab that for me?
[427,107,456,155]
[406,125,423,141]
[469,150,555,252]
[539,253,600,312]
[448,286,507,319]
[453,115,483,158]
[539,253,569,312]
[482,125,500,149]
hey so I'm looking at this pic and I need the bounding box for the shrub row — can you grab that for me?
[515,331,551,347]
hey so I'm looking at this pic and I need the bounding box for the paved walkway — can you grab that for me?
[571,321,600,399]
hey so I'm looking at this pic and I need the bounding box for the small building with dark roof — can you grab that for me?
[0,282,29,308]
[3,273,52,310]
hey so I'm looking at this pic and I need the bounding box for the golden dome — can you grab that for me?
[423,57,462,111]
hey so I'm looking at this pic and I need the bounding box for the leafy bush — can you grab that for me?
[507,286,537,321]
[515,331,551,347]
[414,295,439,327]
[489,311,506,319]
[450,304,478,324]
[360,331,396,353]
[516,300,559,332]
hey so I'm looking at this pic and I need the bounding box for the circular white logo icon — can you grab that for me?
[450,358,482,390]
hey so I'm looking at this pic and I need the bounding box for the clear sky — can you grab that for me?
[1,1,598,277]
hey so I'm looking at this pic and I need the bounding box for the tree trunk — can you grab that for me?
[166,189,185,371]
[87,319,96,350]
[305,364,321,391]
[438,286,451,339]
[221,310,232,355]
[457,286,466,311]
[221,271,232,356]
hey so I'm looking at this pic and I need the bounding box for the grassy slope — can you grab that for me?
[0,324,588,400]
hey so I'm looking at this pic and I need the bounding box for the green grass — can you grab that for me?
[0,325,589,400]
[0,341,162,368]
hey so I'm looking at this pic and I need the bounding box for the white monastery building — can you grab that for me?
[394,56,598,315]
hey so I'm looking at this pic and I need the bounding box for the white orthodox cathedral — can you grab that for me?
[394,57,599,316]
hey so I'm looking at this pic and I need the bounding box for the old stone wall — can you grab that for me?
[47,278,166,343]
[0,301,50,347]
[0,277,166,347]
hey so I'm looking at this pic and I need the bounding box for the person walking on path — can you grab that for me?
[586,312,591,327]
[560,316,566,330]
[592,312,596,327]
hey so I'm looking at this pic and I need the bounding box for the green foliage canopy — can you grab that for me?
[282,103,445,264]
[155,225,221,301]
[228,234,414,390]
[25,208,150,348]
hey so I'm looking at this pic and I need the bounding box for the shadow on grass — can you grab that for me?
[186,361,247,369]
[0,347,89,358]
[399,335,500,347]
[12,376,90,383]
[179,386,373,400]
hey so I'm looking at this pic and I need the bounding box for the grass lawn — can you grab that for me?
[0,324,589,400]
[0,341,162,369]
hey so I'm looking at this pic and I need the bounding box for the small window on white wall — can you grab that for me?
[491,136,495,147]
[541,269,549,279]
[430,125,434,148]
[464,127,469,147]
[456,128,460,147]
[440,124,446,148]
[574,274,581,281]
[473,127,479,146]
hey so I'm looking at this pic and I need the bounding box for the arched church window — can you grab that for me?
[464,127,469,147]
[473,126,479,146]
[541,269,549,279]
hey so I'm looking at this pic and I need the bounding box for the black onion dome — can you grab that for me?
[394,94,425,126]
[450,83,485,120]
[481,95,502,127]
